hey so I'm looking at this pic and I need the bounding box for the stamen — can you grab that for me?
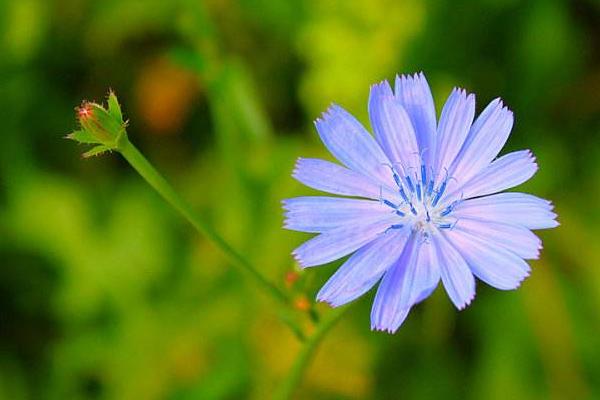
[421,165,427,187]
[427,179,434,197]
[405,175,415,193]
[432,179,447,207]
[383,199,398,209]
[399,187,410,203]
[409,204,417,215]
[381,163,403,188]
[440,205,453,217]
[440,199,462,217]
[416,182,422,201]
[395,210,406,217]
[392,172,402,187]
[385,223,404,233]
[437,218,459,230]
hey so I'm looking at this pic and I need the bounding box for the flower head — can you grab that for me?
[283,72,558,333]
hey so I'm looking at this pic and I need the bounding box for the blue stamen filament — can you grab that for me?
[385,223,404,234]
[381,162,460,237]
[383,199,398,209]
[405,175,415,193]
[427,179,434,197]
[440,206,453,217]
[431,179,447,207]
[392,173,402,187]
[399,187,410,203]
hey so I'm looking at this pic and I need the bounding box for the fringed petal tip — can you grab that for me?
[369,80,393,96]
[315,294,343,309]
[526,150,539,174]
[451,86,471,98]
[457,291,476,310]
[540,201,560,229]
[370,307,410,334]
[291,157,303,178]
[522,149,537,163]
[487,96,512,111]
[504,271,530,291]
[393,72,432,101]
[394,71,427,85]
[281,198,290,209]
[370,323,401,334]
[281,200,292,230]
[291,250,307,269]
[314,103,344,124]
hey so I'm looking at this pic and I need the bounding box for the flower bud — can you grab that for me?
[67,91,127,157]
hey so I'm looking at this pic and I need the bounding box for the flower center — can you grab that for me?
[381,164,460,237]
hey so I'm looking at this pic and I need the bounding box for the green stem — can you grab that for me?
[273,307,348,400]
[118,137,290,307]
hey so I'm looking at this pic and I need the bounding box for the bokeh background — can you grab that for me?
[1,0,599,399]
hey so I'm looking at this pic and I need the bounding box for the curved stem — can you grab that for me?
[273,307,348,400]
[118,137,291,306]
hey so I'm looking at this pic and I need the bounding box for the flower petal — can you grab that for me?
[292,158,400,201]
[444,228,531,290]
[452,218,542,259]
[395,72,437,167]
[430,233,475,309]
[369,82,420,171]
[370,232,420,333]
[369,230,442,333]
[283,196,393,233]
[448,98,514,187]
[316,104,394,186]
[292,216,396,268]
[453,193,558,230]
[411,241,440,304]
[317,229,410,307]
[435,88,476,174]
[445,150,538,202]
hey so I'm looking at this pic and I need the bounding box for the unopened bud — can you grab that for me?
[284,271,300,288]
[67,91,127,157]
[293,296,311,312]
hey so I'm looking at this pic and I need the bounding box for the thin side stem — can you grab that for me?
[273,307,348,400]
[118,137,290,306]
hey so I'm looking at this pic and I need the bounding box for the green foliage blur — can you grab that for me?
[1,0,599,398]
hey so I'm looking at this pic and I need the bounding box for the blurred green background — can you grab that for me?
[1,0,599,399]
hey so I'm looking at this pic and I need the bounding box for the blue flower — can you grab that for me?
[283,72,558,333]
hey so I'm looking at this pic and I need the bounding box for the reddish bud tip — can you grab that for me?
[293,296,311,312]
[284,271,300,288]
[77,102,94,120]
